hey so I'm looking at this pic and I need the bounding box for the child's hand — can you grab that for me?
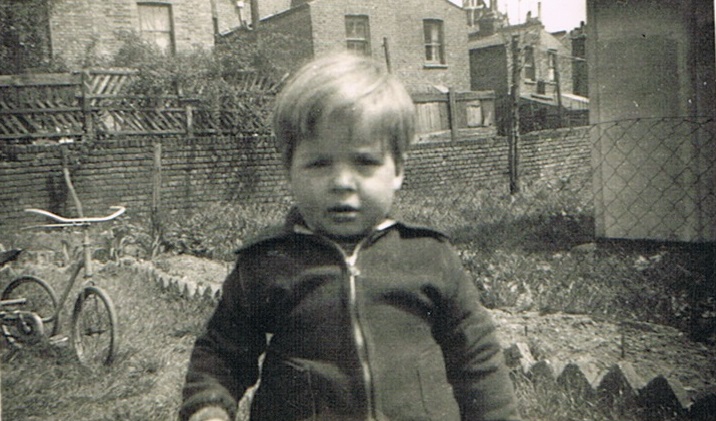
[187,406,230,421]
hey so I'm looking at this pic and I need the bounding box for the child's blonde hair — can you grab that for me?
[272,53,415,170]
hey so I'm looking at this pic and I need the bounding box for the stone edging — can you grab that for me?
[109,257,222,302]
[504,342,716,420]
[109,256,716,420]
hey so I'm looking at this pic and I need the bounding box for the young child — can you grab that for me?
[180,53,520,421]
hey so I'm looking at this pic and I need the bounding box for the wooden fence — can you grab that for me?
[0,69,496,143]
[0,69,280,142]
[413,89,496,141]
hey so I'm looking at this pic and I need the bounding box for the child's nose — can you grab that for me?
[330,166,357,192]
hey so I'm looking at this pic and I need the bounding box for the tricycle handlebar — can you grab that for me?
[25,206,126,227]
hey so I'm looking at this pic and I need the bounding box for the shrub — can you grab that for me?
[105,31,281,99]
[160,201,288,261]
[0,0,67,74]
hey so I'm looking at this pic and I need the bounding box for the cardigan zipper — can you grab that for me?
[344,242,377,421]
[297,221,395,420]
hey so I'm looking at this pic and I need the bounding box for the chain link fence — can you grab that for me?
[393,116,715,341]
[593,117,715,242]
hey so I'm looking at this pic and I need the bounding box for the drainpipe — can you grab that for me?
[250,0,259,31]
[210,0,218,38]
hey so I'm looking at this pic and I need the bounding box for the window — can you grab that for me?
[423,19,445,65]
[345,15,371,56]
[523,46,535,80]
[138,3,175,54]
[547,49,557,81]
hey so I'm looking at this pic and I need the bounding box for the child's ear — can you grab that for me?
[393,164,405,191]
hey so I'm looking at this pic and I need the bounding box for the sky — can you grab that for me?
[451,0,587,33]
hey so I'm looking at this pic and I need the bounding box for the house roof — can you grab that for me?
[521,92,589,110]
[469,21,571,54]
[266,0,463,19]
[469,32,508,49]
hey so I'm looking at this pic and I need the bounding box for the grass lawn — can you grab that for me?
[0,179,712,420]
[1,262,213,421]
[1,254,675,421]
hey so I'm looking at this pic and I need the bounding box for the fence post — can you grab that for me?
[151,140,162,240]
[383,37,392,73]
[185,103,194,137]
[80,70,95,141]
[61,145,84,217]
[448,87,458,142]
[508,35,521,194]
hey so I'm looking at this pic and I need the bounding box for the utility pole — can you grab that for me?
[550,48,563,127]
[508,34,521,194]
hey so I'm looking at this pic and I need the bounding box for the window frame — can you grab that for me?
[523,45,536,81]
[345,15,371,56]
[547,49,557,82]
[423,19,446,66]
[137,2,176,55]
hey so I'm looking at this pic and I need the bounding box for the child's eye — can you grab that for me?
[356,155,383,166]
[306,159,330,168]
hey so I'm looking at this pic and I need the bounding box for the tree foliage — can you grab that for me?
[0,0,67,74]
[96,31,283,101]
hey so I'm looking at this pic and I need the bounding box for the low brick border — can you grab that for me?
[108,256,222,302]
[505,342,716,420]
[109,256,716,420]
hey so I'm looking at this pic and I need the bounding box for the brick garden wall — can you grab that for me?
[0,127,590,229]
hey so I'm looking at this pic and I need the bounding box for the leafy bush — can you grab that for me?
[160,200,289,261]
[103,31,281,99]
[0,0,67,74]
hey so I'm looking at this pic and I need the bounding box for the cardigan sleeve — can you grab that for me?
[436,244,522,421]
[180,258,267,421]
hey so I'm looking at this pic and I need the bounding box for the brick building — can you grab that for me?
[566,22,587,98]
[467,6,575,99]
[466,1,586,132]
[228,0,470,92]
[45,0,243,68]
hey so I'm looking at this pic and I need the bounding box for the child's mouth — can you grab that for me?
[327,205,359,220]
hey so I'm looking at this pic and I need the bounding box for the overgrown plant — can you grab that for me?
[94,219,164,262]
[160,201,288,262]
[105,31,282,99]
[0,0,66,74]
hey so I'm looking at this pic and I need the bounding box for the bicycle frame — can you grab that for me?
[24,206,126,323]
[51,241,89,325]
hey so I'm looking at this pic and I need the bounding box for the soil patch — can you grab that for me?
[157,254,716,395]
[154,254,231,285]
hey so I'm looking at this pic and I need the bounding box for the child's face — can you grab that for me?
[289,115,404,239]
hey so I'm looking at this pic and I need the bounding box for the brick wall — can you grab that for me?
[49,0,238,68]
[0,128,590,229]
[405,127,590,193]
[259,5,315,77]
